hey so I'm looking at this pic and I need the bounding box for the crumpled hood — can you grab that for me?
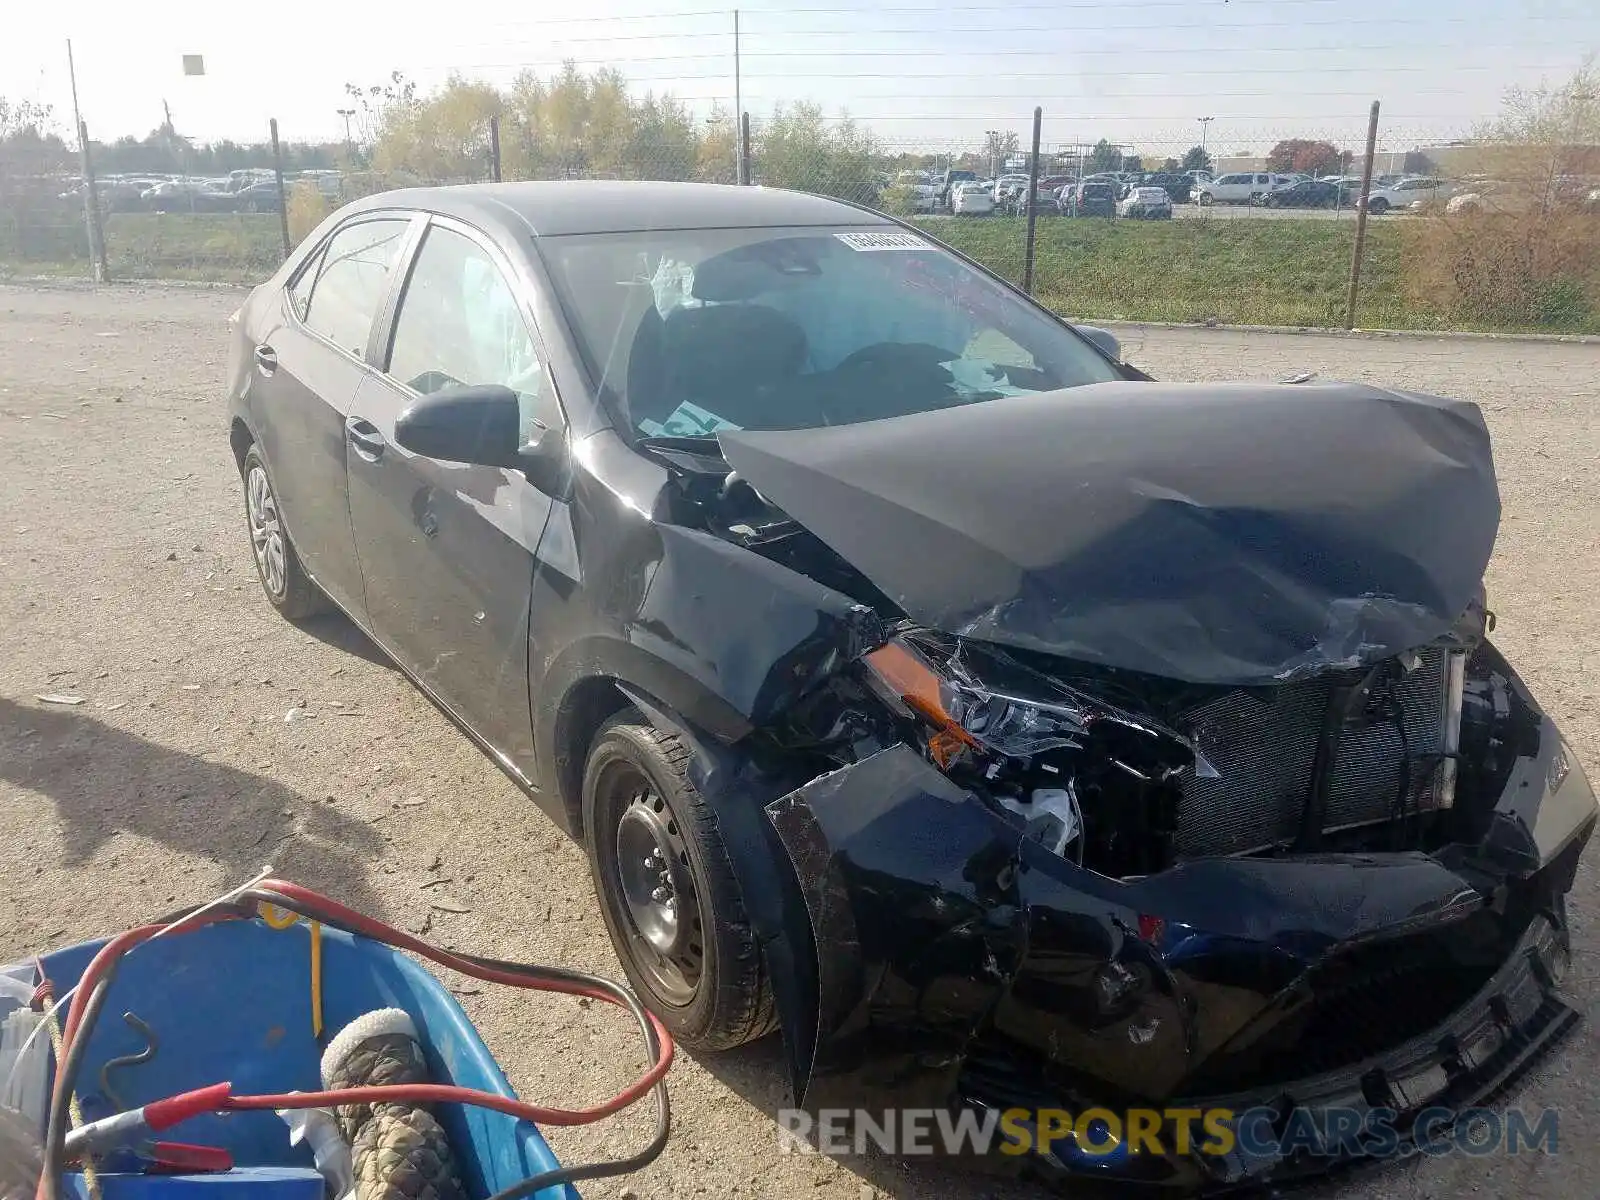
[718,380,1500,686]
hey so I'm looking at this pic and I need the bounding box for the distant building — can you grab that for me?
[1213,155,1267,174]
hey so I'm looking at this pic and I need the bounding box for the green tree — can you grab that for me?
[1180,145,1212,172]
[1087,139,1123,173]
[755,103,881,205]
[982,128,1019,173]
[369,73,502,180]
[697,105,738,183]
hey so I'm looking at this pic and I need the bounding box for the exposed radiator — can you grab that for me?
[1173,647,1453,858]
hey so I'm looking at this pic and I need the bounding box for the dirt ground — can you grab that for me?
[1,282,1596,1200]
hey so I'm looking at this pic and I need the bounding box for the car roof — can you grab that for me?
[343,180,893,237]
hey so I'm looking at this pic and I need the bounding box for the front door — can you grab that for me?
[345,219,563,778]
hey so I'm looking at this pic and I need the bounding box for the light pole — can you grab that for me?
[336,108,356,161]
[1197,116,1214,168]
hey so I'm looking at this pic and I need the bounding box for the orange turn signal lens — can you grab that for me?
[863,640,979,754]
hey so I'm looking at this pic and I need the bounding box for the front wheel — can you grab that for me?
[582,712,777,1050]
[1197,192,1214,207]
[1368,197,1390,215]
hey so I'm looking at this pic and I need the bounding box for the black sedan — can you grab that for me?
[227,181,1593,1192]
[1254,178,1349,208]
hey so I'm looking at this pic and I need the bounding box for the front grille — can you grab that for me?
[1174,648,1449,858]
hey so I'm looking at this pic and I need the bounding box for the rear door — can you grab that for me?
[246,214,417,616]
[345,217,563,778]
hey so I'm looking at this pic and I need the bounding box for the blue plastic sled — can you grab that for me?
[38,917,577,1200]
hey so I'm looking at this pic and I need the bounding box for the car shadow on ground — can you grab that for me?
[692,1039,1057,1199]
[0,695,384,912]
[293,610,393,670]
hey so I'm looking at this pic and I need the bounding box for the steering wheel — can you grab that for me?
[835,342,961,372]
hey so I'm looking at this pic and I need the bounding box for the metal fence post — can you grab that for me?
[739,112,752,184]
[77,120,110,283]
[1344,101,1381,329]
[1023,107,1043,294]
[489,116,503,182]
[269,118,292,263]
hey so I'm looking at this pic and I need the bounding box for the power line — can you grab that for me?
[443,42,1577,68]
[451,12,1590,43]
[450,61,1568,82]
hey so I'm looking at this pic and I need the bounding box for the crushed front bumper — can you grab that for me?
[763,716,1595,1192]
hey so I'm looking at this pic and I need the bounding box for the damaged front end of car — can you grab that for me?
[761,628,1593,1191]
[642,381,1595,1191]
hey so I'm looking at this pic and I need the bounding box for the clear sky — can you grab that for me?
[8,0,1597,154]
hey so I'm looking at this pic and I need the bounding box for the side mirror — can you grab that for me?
[1076,324,1122,362]
[395,384,523,468]
[394,384,571,496]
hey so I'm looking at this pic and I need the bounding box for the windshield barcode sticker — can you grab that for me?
[834,231,929,251]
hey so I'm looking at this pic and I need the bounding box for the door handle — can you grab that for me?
[253,344,278,376]
[345,416,387,461]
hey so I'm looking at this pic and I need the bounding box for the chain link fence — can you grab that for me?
[4,91,1598,333]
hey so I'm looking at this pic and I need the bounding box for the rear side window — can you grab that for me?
[301,218,410,358]
[287,244,323,319]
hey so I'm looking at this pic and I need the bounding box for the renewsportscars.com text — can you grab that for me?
[776,1105,1559,1161]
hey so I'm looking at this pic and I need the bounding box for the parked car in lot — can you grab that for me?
[142,179,237,213]
[1195,172,1289,205]
[992,173,1031,203]
[1118,186,1173,219]
[1144,172,1194,204]
[952,182,995,215]
[235,178,285,213]
[1361,176,1453,214]
[1448,177,1597,216]
[936,168,978,210]
[1062,180,1117,217]
[226,178,1595,1196]
[1255,179,1349,209]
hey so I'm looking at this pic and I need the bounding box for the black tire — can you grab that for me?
[1197,192,1214,206]
[582,711,777,1051]
[240,444,328,620]
[1368,197,1389,215]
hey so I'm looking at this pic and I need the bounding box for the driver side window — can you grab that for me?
[386,224,558,441]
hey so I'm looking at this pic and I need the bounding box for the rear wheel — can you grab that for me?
[582,712,777,1050]
[241,445,327,620]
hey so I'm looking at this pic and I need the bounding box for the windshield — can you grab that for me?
[539,225,1121,439]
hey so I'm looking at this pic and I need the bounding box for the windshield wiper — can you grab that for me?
[636,434,730,474]
[638,434,726,453]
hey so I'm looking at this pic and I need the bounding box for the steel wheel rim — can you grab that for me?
[246,464,286,598]
[609,767,704,1006]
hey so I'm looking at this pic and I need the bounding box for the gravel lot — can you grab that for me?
[1,283,1596,1199]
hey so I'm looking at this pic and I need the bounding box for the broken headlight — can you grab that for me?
[861,634,1190,772]
[861,637,1087,764]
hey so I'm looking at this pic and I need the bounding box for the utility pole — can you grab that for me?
[65,40,108,284]
[733,10,743,185]
[1197,115,1214,166]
